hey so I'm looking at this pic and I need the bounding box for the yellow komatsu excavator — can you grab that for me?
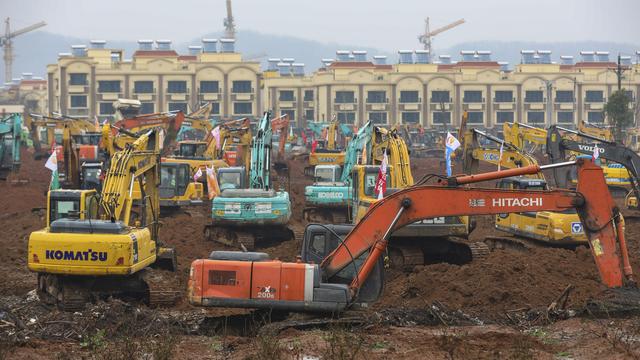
[28,128,179,310]
[463,128,587,247]
[305,119,346,176]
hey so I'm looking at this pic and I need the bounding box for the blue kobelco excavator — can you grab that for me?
[204,111,296,250]
[0,112,23,180]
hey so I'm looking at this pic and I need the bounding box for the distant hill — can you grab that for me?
[5,31,639,84]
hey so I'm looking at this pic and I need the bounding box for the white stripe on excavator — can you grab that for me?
[304,264,314,302]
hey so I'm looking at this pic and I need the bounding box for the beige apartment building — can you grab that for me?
[46,39,261,121]
[46,42,639,130]
[264,50,640,129]
[0,73,48,114]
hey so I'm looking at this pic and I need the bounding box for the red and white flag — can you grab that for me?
[374,152,388,200]
[592,143,600,161]
[193,167,203,182]
[211,126,221,149]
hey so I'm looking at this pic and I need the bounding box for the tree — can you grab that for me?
[604,89,634,143]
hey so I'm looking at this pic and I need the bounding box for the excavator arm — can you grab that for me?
[249,112,273,190]
[0,113,22,178]
[321,160,633,297]
[503,122,547,152]
[271,113,290,163]
[547,125,640,204]
[372,127,413,187]
[339,121,373,183]
[463,128,543,179]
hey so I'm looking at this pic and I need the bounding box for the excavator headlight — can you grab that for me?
[215,210,225,216]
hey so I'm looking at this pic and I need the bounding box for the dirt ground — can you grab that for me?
[1,148,640,359]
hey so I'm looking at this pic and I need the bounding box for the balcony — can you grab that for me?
[399,103,420,111]
[279,101,296,108]
[232,93,254,101]
[303,101,314,108]
[430,103,451,111]
[97,93,122,101]
[134,94,156,102]
[366,103,387,111]
[68,85,88,93]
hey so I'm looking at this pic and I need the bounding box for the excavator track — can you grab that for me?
[59,280,90,312]
[468,241,490,261]
[143,269,181,308]
[482,236,584,252]
[332,212,347,224]
[388,246,424,270]
[237,232,256,251]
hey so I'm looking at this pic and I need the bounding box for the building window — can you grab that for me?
[525,90,544,103]
[431,91,450,103]
[463,90,483,103]
[305,109,315,121]
[279,90,295,101]
[402,112,420,124]
[399,91,419,103]
[496,111,514,123]
[281,110,295,122]
[134,81,154,93]
[366,91,386,103]
[494,90,513,103]
[70,95,87,108]
[200,81,219,93]
[585,90,604,103]
[69,73,87,85]
[98,80,121,93]
[211,102,220,114]
[167,81,187,93]
[233,102,252,114]
[368,112,387,124]
[99,102,115,115]
[304,90,314,101]
[624,90,634,101]
[557,112,574,124]
[335,91,355,103]
[168,102,188,113]
[337,112,355,124]
[527,111,545,124]
[232,80,251,93]
[140,102,154,114]
[587,111,604,123]
[555,90,574,103]
[433,112,451,125]
[467,111,483,124]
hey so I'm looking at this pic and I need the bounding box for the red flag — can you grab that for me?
[374,152,388,200]
[311,140,318,153]
[300,129,308,145]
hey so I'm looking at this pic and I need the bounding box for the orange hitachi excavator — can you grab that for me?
[271,113,290,174]
[188,159,636,312]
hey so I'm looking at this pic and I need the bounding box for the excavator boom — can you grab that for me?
[322,160,631,292]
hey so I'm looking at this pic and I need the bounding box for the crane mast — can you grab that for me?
[418,17,465,55]
[224,0,236,39]
[1,17,46,82]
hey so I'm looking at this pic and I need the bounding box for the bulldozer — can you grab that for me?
[28,127,179,310]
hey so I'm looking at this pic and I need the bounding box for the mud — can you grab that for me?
[1,147,640,359]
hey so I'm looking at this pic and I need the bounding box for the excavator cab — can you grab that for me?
[300,224,384,305]
[46,189,99,227]
[177,141,208,158]
[159,162,204,207]
[80,162,103,191]
[217,167,246,191]
[313,165,342,183]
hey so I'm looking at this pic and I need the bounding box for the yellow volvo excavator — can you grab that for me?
[463,128,587,247]
[28,128,179,310]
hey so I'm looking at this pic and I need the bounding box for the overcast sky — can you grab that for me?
[2,0,639,50]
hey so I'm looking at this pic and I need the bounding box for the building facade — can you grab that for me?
[264,50,640,130]
[47,39,261,121]
[0,73,48,115]
[46,43,639,130]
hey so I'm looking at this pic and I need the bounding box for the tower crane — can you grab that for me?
[1,18,46,83]
[418,17,465,55]
[224,0,236,39]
